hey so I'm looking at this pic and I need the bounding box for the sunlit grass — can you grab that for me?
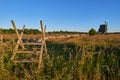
[0,34,120,79]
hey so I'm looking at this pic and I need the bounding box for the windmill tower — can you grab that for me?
[98,21,108,33]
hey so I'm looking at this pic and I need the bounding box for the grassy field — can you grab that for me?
[0,34,120,80]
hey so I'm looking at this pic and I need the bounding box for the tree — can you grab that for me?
[89,28,97,36]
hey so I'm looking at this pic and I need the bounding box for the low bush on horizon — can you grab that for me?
[89,28,97,36]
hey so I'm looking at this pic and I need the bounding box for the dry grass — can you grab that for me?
[0,33,120,79]
[48,34,120,44]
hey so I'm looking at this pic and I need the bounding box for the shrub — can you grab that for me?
[89,28,97,36]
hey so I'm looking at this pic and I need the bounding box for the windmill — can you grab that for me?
[98,21,108,34]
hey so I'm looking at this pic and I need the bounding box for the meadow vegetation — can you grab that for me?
[0,34,120,80]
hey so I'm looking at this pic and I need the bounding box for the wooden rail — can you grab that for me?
[16,51,41,54]
[23,43,43,45]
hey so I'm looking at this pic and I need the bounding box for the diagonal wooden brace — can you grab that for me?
[14,25,25,51]
[11,20,25,49]
[11,20,25,60]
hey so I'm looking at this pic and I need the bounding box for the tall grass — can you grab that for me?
[0,34,120,79]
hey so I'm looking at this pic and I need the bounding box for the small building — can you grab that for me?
[98,22,107,33]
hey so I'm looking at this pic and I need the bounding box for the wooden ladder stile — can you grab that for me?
[11,20,47,73]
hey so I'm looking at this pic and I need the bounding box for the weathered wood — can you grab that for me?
[11,20,47,73]
[23,43,42,45]
[14,25,25,50]
[38,43,43,69]
[11,20,25,49]
[38,20,48,71]
[40,21,47,54]
[43,25,47,54]
[16,51,41,53]
[40,20,43,37]
[11,24,25,60]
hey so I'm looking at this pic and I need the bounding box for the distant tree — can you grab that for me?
[89,28,97,36]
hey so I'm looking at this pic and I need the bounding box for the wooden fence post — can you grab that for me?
[38,20,48,71]
[40,20,47,54]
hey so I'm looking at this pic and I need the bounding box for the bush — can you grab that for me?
[89,28,97,36]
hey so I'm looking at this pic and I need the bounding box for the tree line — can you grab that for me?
[0,28,41,34]
[0,28,119,34]
[0,29,86,34]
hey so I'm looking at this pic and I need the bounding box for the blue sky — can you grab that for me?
[0,0,120,32]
